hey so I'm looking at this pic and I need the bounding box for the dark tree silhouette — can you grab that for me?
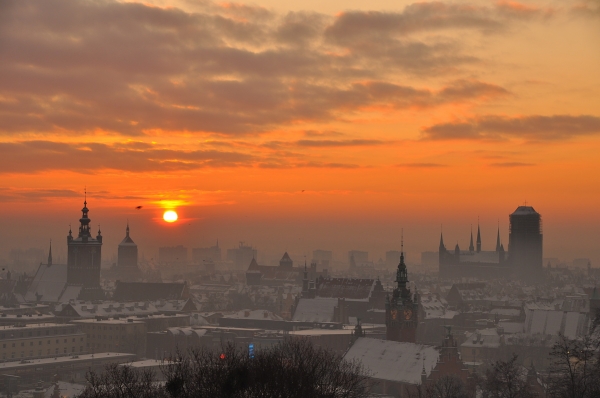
[480,355,537,398]
[78,363,166,398]
[78,338,371,398]
[546,334,600,398]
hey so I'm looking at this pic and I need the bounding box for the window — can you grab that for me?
[11,343,15,348]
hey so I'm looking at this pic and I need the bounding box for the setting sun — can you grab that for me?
[163,210,178,223]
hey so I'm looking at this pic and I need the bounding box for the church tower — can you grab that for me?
[386,236,419,343]
[117,223,140,282]
[67,194,104,299]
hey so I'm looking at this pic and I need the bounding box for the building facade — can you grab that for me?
[385,246,419,343]
[67,197,104,300]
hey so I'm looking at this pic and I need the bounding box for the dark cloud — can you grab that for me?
[0,141,256,173]
[296,139,386,147]
[0,140,371,173]
[0,0,528,137]
[489,162,535,167]
[395,163,447,168]
[422,115,600,141]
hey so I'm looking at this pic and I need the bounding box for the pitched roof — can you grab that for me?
[344,338,439,385]
[113,282,188,301]
[292,297,337,322]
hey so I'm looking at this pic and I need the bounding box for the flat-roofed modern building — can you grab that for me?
[0,323,86,361]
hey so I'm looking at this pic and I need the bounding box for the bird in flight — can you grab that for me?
[136,206,143,209]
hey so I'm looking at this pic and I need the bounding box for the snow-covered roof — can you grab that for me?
[343,338,439,385]
[24,263,68,303]
[292,297,337,322]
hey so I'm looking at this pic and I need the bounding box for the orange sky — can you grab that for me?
[0,0,599,267]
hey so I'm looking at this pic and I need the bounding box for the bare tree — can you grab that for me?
[78,363,167,398]
[546,334,600,398]
[480,355,537,398]
[161,337,372,398]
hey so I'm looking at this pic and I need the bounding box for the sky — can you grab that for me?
[0,0,599,267]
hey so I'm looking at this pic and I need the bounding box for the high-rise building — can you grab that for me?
[67,196,104,300]
[192,241,221,263]
[508,206,543,280]
[386,242,419,343]
[227,242,257,269]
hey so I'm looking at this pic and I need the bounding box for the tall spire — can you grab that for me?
[396,229,408,292]
[126,221,130,238]
[476,218,482,253]
[439,226,446,251]
[496,222,501,252]
[78,190,91,238]
[469,225,474,252]
[47,240,53,266]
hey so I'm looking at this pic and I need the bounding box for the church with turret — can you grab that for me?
[438,206,543,281]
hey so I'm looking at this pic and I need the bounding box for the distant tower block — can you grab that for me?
[508,206,543,280]
[67,194,104,299]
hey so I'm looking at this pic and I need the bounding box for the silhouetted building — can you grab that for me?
[117,223,141,282]
[159,245,188,266]
[67,196,104,300]
[112,281,189,301]
[439,223,507,278]
[508,206,543,280]
[227,242,257,269]
[386,243,419,343]
[192,241,221,263]
[348,250,368,269]
[279,252,293,268]
[385,251,401,268]
[312,250,332,267]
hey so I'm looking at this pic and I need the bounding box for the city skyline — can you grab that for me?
[1,0,599,265]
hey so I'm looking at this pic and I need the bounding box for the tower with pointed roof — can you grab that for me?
[47,241,53,267]
[117,223,140,281]
[476,222,482,253]
[279,252,293,268]
[66,193,104,299]
[386,235,419,343]
[469,227,474,252]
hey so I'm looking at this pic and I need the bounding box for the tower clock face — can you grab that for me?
[403,309,413,320]
[391,309,398,320]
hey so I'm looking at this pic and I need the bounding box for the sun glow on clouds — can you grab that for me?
[0,0,599,263]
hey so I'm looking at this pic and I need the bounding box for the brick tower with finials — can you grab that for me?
[385,234,419,342]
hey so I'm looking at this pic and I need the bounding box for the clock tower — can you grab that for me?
[385,238,419,342]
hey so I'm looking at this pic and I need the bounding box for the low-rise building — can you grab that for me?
[72,318,146,357]
[0,323,85,361]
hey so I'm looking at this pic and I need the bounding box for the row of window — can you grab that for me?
[0,328,78,339]
[1,346,84,359]
[1,337,84,349]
